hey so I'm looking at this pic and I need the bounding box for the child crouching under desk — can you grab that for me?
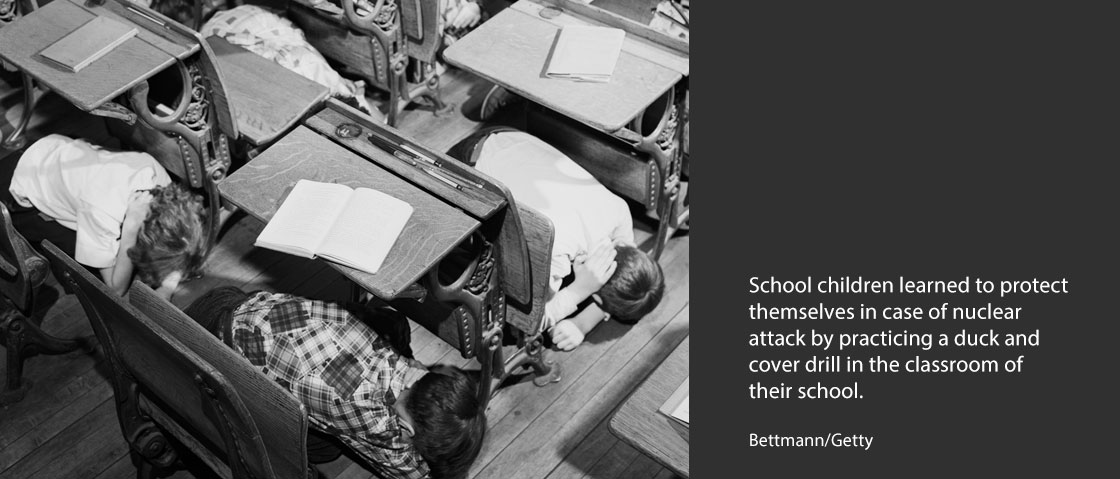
[1,134,208,298]
[447,128,666,351]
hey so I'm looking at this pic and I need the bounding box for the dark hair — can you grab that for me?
[405,365,486,479]
[127,183,208,288]
[597,245,665,324]
[183,286,249,342]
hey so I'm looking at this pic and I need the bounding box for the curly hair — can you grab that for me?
[597,245,665,324]
[127,183,209,288]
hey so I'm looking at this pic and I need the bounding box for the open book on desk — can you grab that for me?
[255,179,413,274]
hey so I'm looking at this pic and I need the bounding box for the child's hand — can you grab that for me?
[155,270,183,301]
[124,190,153,230]
[571,240,618,298]
[551,319,585,351]
[449,1,481,29]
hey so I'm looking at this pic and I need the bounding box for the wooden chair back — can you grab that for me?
[502,204,554,335]
[399,0,441,63]
[202,34,330,148]
[450,127,556,336]
[289,0,398,93]
[452,137,560,391]
[0,203,46,315]
[286,0,446,126]
[41,240,311,479]
[385,127,556,400]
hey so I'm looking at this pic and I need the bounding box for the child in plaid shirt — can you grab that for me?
[185,287,486,479]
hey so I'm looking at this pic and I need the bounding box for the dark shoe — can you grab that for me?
[479,85,521,120]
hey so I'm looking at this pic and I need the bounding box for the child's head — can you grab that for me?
[597,245,665,324]
[405,365,486,479]
[128,183,208,288]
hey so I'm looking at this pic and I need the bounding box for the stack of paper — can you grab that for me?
[545,25,626,83]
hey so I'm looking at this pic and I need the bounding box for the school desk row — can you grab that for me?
[0,1,687,473]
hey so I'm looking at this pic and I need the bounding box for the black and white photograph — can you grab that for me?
[1,0,690,478]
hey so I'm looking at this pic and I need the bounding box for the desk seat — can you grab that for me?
[205,35,330,147]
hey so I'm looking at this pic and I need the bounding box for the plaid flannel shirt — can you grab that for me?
[229,292,430,479]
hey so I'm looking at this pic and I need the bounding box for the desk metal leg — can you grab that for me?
[651,182,679,260]
[387,60,452,126]
[492,332,561,394]
[386,53,405,127]
[1,71,37,150]
[1,306,93,405]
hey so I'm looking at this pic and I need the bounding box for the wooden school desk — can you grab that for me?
[611,334,689,477]
[442,0,689,259]
[220,99,557,403]
[218,99,510,301]
[444,0,687,132]
[0,0,335,248]
[0,0,199,148]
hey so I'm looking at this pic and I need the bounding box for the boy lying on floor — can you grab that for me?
[184,286,486,479]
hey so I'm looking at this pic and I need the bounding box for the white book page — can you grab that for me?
[659,377,689,426]
[671,395,689,424]
[546,25,625,81]
[255,180,353,257]
[317,187,414,274]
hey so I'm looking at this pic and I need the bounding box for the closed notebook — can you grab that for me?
[39,16,138,73]
[545,25,626,83]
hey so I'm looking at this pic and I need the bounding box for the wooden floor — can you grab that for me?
[0,65,689,479]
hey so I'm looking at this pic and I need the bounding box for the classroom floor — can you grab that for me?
[0,65,689,479]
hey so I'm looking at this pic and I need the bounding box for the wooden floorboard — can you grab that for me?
[91,455,137,479]
[471,237,688,479]
[0,56,689,479]
[581,440,640,479]
[544,422,619,479]
[1,398,119,479]
[618,454,668,479]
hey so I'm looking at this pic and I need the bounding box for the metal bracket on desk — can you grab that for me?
[426,232,507,402]
[90,101,137,125]
[623,82,687,260]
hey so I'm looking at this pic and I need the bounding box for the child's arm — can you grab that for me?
[550,302,608,351]
[543,240,617,329]
[154,271,183,301]
[447,0,481,29]
[99,191,151,296]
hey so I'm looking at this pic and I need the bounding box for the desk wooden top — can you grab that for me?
[443,0,685,133]
[218,124,482,300]
[610,335,689,477]
[0,0,198,111]
[206,35,329,147]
